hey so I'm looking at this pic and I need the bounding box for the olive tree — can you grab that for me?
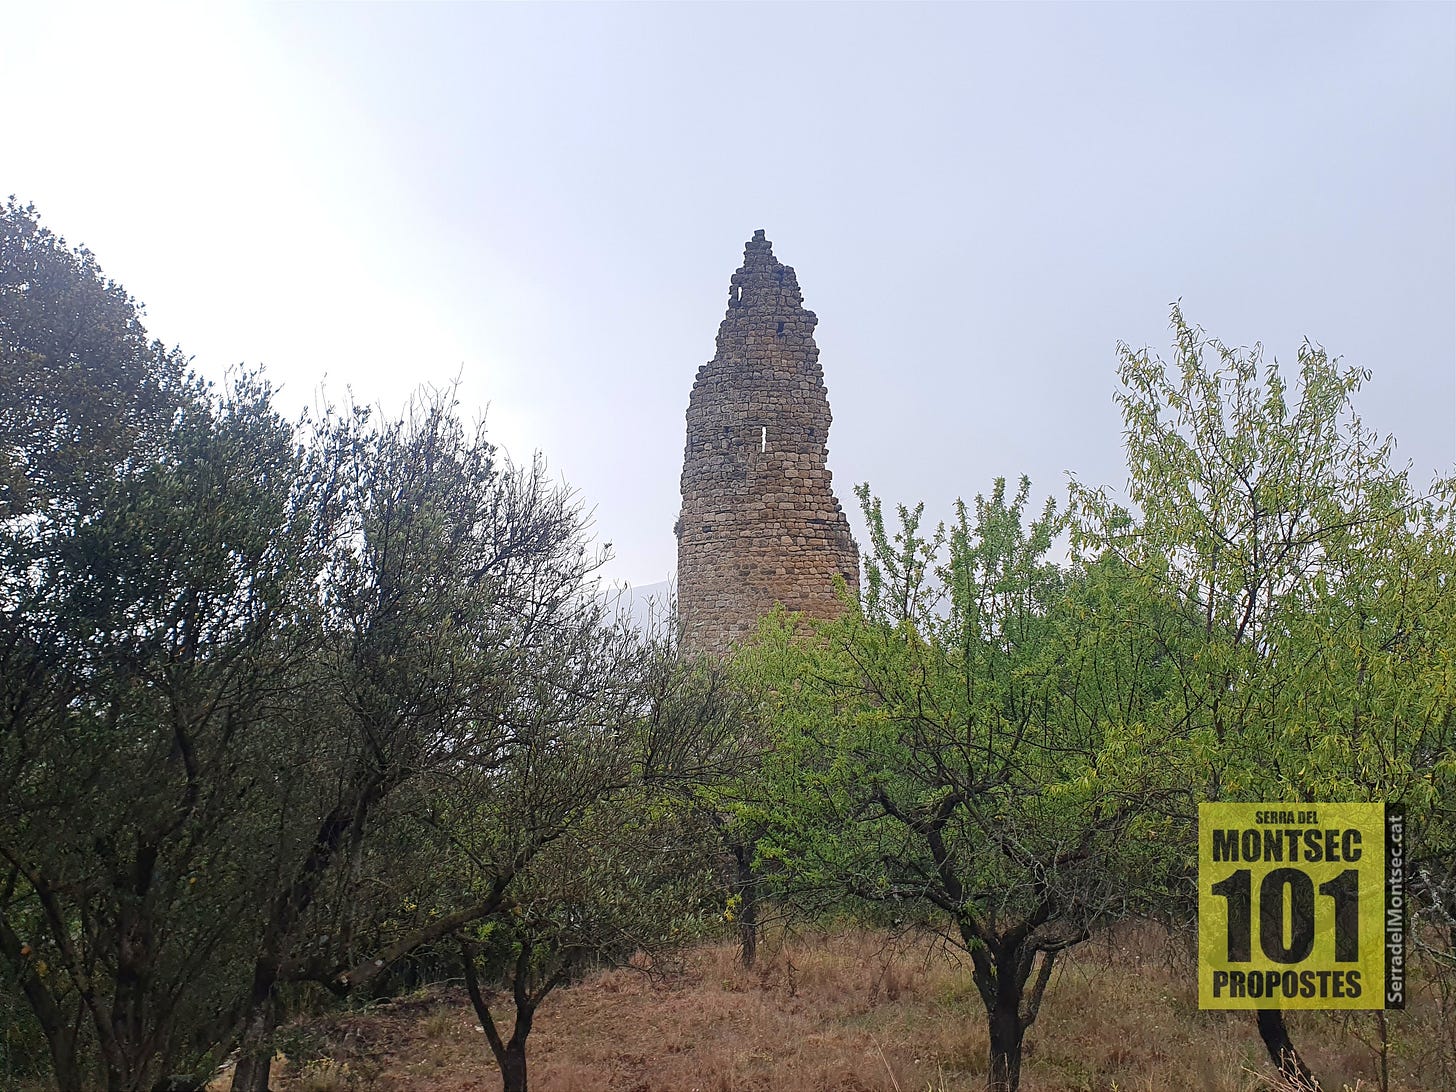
[1,201,677,1092]
[226,388,619,1091]
[303,591,750,1090]
[1,201,328,1091]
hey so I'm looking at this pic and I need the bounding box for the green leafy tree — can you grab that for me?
[226,396,754,1092]
[627,631,765,967]
[294,608,741,1092]
[226,391,620,1092]
[1,202,327,1091]
[1071,308,1456,1088]
[0,197,194,524]
[744,478,1180,1092]
[2,203,704,1092]
[457,801,716,1092]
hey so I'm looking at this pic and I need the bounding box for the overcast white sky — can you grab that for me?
[4,3,1453,588]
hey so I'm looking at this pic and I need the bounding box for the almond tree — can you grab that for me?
[1071,308,1456,1089]
[457,802,717,1092]
[744,478,1182,1092]
[0,201,671,1092]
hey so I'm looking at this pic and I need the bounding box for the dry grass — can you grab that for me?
[260,926,1454,1091]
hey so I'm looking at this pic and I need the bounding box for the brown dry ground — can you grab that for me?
[253,927,1456,1092]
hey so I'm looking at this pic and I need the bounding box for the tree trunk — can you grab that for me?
[964,929,1058,1092]
[1,898,92,1092]
[461,938,537,1092]
[986,986,1026,1092]
[44,1026,82,1092]
[107,955,151,1089]
[732,841,758,968]
[228,990,276,1092]
[499,1041,528,1092]
[48,1043,82,1092]
[26,986,81,1092]
[106,838,163,1092]
[150,1074,211,1092]
[230,781,388,1092]
[1255,1008,1320,1090]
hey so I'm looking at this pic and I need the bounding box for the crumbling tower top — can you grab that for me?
[675,231,860,655]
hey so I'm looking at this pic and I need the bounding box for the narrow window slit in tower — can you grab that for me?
[761,426,767,452]
[777,321,785,336]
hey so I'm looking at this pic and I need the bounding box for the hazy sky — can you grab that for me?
[4,3,1453,588]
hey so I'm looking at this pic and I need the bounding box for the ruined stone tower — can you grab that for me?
[676,230,860,655]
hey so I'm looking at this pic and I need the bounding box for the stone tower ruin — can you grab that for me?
[676,230,860,656]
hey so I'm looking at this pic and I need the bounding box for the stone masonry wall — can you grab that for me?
[676,230,860,656]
